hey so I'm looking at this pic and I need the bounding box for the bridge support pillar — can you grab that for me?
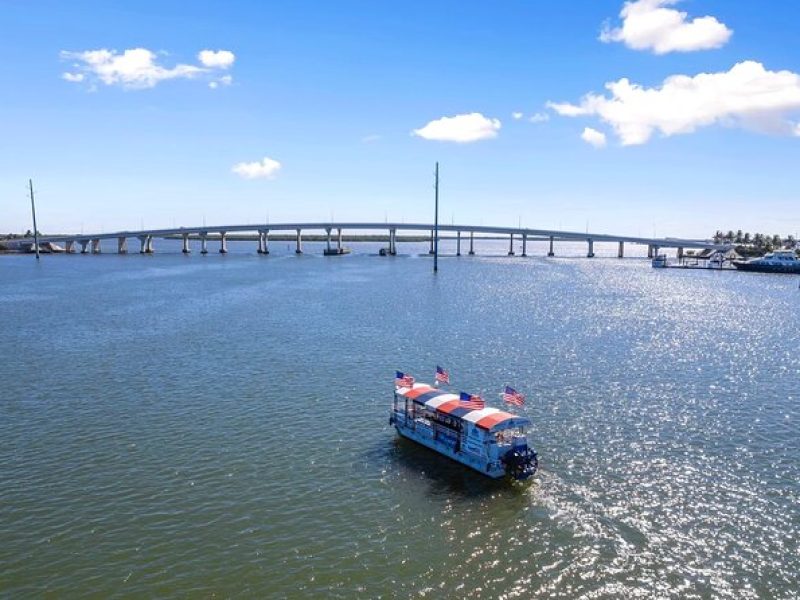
[65,240,75,254]
[647,245,654,259]
[468,231,475,255]
[219,232,227,254]
[257,230,265,254]
[80,240,89,254]
[337,228,342,252]
[548,236,555,257]
[618,241,624,258]
[456,231,461,256]
[91,239,101,254]
[653,245,660,257]
[182,234,191,254]
[296,229,303,254]
[587,239,595,258]
[326,228,332,254]
[145,236,154,254]
[429,230,434,254]
[389,229,396,255]
[522,234,527,257]
[677,247,684,260]
[118,237,127,254]
[138,236,147,254]
[263,230,270,254]
[200,232,208,254]
[508,233,515,256]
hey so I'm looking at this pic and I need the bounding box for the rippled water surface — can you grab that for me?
[2,241,799,598]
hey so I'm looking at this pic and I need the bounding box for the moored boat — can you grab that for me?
[732,250,800,274]
[390,381,538,480]
[651,254,668,268]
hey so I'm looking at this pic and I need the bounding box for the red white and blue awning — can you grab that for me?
[397,383,530,431]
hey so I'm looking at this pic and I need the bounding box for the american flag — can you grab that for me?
[435,366,450,384]
[459,392,485,410]
[395,371,414,388]
[502,386,525,406]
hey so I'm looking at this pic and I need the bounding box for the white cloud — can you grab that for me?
[512,111,523,120]
[198,49,235,69]
[361,134,381,143]
[60,47,235,90]
[209,75,233,89]
[412,112,501,143]
[529,112,550,123]
[581,127,607,148]
[548,61,800,145]
[600,0,732,54]
[232,157,282,179]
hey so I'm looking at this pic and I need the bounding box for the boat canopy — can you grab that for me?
[397,383,531,432]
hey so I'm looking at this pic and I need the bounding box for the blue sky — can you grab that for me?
[2,0,799,238]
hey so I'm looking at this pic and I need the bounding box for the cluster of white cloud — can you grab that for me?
[581,127,607,148]
[549,61,800,146]
[547,1,800,147]
[412,112,501,143]
[512,111,550,123]
[198,49,235,69]
[231,157,282,179]
[61,47,235,90]
[600,0,732,54]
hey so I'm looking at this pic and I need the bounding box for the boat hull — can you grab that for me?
[394,423,508,479]
[732,262,800,274]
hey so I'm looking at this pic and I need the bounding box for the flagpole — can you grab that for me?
[433,162,439,274]
[29,179,40,261]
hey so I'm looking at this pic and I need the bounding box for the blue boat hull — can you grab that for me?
[733,261,800,274]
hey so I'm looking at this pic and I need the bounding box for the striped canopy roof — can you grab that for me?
[397,382,530,432]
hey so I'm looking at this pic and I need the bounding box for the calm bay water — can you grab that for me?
[2,240,799,598]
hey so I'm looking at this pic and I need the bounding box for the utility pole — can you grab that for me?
[29,179,40,261]
[433,162,439,274]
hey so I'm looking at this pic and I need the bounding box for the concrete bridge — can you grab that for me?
[41,222,720,259]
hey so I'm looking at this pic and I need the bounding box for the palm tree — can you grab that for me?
[772,234,782,248]
[735,230,744,244]
[726,230,735,243]
[743,232,751,244]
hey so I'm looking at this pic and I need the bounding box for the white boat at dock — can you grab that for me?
[733,250,800,274]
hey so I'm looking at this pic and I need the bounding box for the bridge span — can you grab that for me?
[41,222,720,259]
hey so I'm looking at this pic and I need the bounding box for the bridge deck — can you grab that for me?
[40,222,718,250]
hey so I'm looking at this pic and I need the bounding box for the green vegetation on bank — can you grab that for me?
[712,230,799,257]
